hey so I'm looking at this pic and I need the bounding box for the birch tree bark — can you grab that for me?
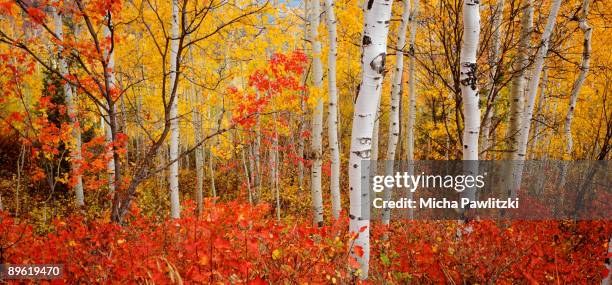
[324,0,341,220]
[517,0,562,160]
[563,0,591,158]
[52,6,84,207]
[506,0,532,160]
[102,15,117,195]
[529,66,548,158]
[309,0,324,227]
[191,89,204,215]
[480,0,505,159]
[406,0,419,162]
[168,0,181,219]
[382,0,410,225]
[348,0,394,277]
[460,0,481,161]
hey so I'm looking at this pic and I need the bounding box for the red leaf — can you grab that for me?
[353,245,364,257]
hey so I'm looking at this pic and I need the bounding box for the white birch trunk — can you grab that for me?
[517,0,562,160]
[382,0,410,225]
[103,16,117,195]
[480,0,504,159]
[563,0,591,158]
[53,7,84,207]
[529,66,548,159]
[168,0,181,219]
[309,0,324,227]
[324,0,341,220]
[191,90,204,215]
[460,0,481,161]
[348,0,394,277]
[406,0,419,162]
[506,0,532,160]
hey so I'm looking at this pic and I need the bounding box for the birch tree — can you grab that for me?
[406,0,419,162]
[324,0,341,220]
[563,0,592,157]
[460,0,480,161]
[517,0,562,160]
[480,0,505,158]
[348,0,394,277]
[52,5,84,207]
[191,88,204,215]
[382,0,410,225]
[102,14,118,195]
[506,0,532,160]
[168,0,181,219]
[309,0,324,227]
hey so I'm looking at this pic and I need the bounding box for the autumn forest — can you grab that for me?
[0,0,611,283]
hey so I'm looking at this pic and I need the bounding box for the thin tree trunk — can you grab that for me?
[480,0,505,159]
[191,89,204,215]
[509,0,562,197]
[52,7,84,207]
[530,66,548,159]
[309,0,324,227]
[168,0,181,219]
[518,0,562,160]
[460,0,481,161]
[406,0,419,162]
[102,14,119,197]
[100,20,117,194]
[382,0,410,225]
[564,0,592,158]
[324,0,341,220]
[348,0,394,277]
[506,0,533,160]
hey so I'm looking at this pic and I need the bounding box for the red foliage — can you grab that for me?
[1,203,609,284]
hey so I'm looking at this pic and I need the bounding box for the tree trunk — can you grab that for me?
[406,0,419,162]
[506,0,533,160]
[309,0,324,227]
[191,89,204,215]
[518,0,562,160]
[324,0,341,220]
[460,0,481,161]
[563,0,592,158]
[382,0,410,225]
[480,0,505,159]
[168,0,181,219]
[348,0,394,277]
[103,14,119,198]
[529,66,548,159]
[53,7,85,207]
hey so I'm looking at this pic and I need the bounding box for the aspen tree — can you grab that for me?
[406,0,419,162]
[102,14,117,195]
[383,0,410,225]
[460,0,481,161]
[481,0,505,158]
[506,0,533,160]
[168,0,181,219]
[309,0,324,227]
[518,0,562,160]
[191,88,204,215]
[348,0,394,277]
[564,0,592,157]
[52,5,84,207]
[324,0,341,220]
